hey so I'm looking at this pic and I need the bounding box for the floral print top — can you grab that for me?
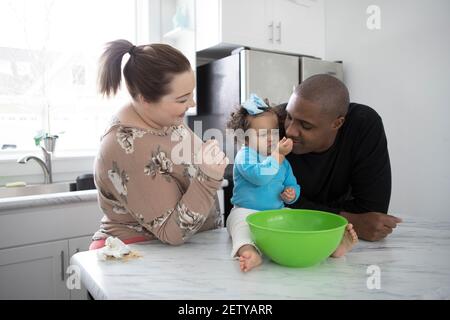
[92,118,223,245]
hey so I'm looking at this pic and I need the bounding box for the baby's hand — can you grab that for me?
[277,137,293,156]
[281,187,296,203]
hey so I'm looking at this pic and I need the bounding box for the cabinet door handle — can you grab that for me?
[276,22,282,43]
[60,250,65,281]
[268,21,274,42]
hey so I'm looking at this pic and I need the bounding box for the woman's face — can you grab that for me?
[147,70,196,127]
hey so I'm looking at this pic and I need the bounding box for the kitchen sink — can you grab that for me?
[0,174,97,199]
[0,182,74,199]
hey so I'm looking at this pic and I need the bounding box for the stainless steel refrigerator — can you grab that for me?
[187,48,344,218]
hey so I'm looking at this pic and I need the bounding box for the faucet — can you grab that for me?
[18,145,53,184]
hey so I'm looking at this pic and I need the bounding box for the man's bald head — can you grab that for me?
[294,74,350,117]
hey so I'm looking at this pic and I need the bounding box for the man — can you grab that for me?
[279,74,402,241]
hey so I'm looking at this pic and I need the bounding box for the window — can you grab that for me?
[0,0,146,157]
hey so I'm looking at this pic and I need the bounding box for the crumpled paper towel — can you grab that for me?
[97,236,131,261]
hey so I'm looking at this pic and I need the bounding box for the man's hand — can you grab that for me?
[281,187,296,203]
[340,211,402,241]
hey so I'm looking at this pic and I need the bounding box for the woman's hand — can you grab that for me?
[197,139,229,181]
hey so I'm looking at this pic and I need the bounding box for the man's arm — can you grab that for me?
[339,113,391,213]
[339,114,403,240]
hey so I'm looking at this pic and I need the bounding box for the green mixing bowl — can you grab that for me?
[246,209,348,267]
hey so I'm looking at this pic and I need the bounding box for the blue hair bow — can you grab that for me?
[242,93,269,115]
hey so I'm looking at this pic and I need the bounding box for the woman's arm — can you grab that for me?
[98,127,225,245]
[122,159,222,245]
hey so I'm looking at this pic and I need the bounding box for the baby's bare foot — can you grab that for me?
[238,244,262,272]
[331,223,358,258]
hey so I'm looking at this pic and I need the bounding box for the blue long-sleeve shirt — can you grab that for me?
[231,146,301,211]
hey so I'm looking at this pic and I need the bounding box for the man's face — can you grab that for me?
[284,94,343,154]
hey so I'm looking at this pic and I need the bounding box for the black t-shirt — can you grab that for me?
[283,103,391,214]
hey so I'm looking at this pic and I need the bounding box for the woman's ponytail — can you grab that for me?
[98,39,191,102]
[97,39,134,97]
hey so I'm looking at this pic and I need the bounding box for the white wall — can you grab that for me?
[324,0,450,220]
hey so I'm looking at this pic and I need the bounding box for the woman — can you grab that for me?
[90,39,228,249]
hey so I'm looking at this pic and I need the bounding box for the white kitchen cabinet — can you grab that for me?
[0,193,103,299]
[0,236,93,300]
[68,236,92,300]
[273,0,325,57]
[196,0,325,58]
[0,240,69,300]
[220,0,272,51]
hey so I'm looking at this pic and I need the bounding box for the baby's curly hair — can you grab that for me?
[226,98,280,131]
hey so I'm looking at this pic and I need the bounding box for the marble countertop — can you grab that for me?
[0,190,98,212]
[70,217,450,300]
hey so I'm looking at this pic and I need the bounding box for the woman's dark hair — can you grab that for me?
[98,39,191,102]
